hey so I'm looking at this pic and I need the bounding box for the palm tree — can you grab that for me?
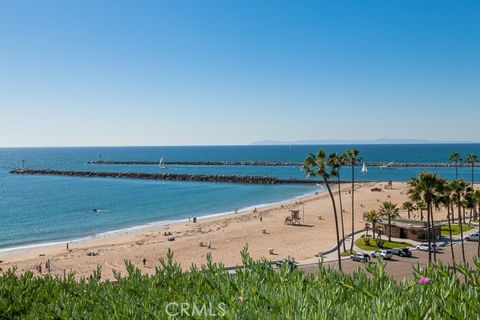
[408,172,444,264]
[344,149,360,253]
[402,201,415,220]
[378,201,400,242]
[464,191,476,227]
[474,190,480,257]
[449,179,471,265]
[473,190,480,222]
[364,210,380,240]
[466,153,478,188]
[415,200,427,221]
[449,152,461,180]
[303,150,342,270]
[440,182,456,273]
[331,153,347,252]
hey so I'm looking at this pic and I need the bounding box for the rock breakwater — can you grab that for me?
[10,169,279,184]
[88,160,480,167]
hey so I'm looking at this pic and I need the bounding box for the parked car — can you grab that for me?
[371,250,393,260]
[415,243,439,252]
[275,258,298,270]
[393,247,413,257]
[465,233,479,241]
[351,252,371,263]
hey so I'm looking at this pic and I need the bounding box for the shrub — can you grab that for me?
[0,248,479,319]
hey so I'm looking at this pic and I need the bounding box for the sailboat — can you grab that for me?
[159,157,166,170]
[361,162,368,174]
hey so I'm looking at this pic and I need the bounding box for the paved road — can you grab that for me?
[300,241,480,281]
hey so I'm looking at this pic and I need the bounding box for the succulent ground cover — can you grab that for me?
[1,248,479,319]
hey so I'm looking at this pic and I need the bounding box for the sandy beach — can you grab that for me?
[0,181,457,280]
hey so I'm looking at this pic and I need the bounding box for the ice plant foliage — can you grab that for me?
[0,248,480,319]
[418,277,431,285]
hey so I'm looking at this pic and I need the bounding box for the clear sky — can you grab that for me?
[1,1,479,147]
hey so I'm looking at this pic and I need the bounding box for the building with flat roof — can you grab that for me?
[376,219,441,241]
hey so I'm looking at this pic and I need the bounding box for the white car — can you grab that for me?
[416,243,439,252]
[465,233,479,242]
[371,250,393,260]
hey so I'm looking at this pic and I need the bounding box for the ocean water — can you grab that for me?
[1,144,479,250]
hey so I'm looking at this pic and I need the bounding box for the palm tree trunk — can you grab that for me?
[457,197,466,265]
[426,202,432,264]
[407,209,411,220]
[430,204,437,262]
[324,179,342,271]
[472,163,474,188]
[469,208,473,227]
[388,213,392,242]
[456,161,459,180]
[350,163,355,253]
[337,172,346,252]
[447,205,456,273]
[477,211,480,257]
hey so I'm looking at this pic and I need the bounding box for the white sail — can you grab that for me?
[159,157,166,169]
[361,162,368,174]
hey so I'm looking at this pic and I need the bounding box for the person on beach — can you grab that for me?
[143,258,146,266]
[208,240,212,249]
[66,243,69,251]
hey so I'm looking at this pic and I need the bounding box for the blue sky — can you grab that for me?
[0,1,479,147]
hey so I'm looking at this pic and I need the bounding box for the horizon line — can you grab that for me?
[1,141,480,149]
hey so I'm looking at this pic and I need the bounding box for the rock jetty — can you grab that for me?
[88,160,301,166]
[10,169,279,184]
[88,160,480,167]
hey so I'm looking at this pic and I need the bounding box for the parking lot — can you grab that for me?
[300,242,480,281]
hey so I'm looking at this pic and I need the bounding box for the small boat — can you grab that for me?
[159,157,167,170]
[361,162,368,174]
[379,162,394,169]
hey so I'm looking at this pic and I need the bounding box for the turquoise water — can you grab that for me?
[1,144,479,250]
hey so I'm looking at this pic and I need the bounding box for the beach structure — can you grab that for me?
[284,210,301,225]
[376,219,441,241]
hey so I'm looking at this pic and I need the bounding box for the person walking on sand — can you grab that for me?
[66,242,69,251]
[143,258,146,266]
[208,240,212,249]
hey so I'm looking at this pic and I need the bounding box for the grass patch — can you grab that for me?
[441,224,474,236]
[355,237,412,251]
[340,250,356,256]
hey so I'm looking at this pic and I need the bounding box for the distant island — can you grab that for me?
[251,138,477,145]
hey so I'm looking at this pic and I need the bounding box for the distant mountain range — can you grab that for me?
[251,138,476,145]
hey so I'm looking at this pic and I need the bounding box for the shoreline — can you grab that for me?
[1,181,467,280]
[0,188,319,255]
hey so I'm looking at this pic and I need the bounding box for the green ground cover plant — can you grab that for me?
[441,224,474,236]
[355,238,412,251]
[1,248,479,319]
